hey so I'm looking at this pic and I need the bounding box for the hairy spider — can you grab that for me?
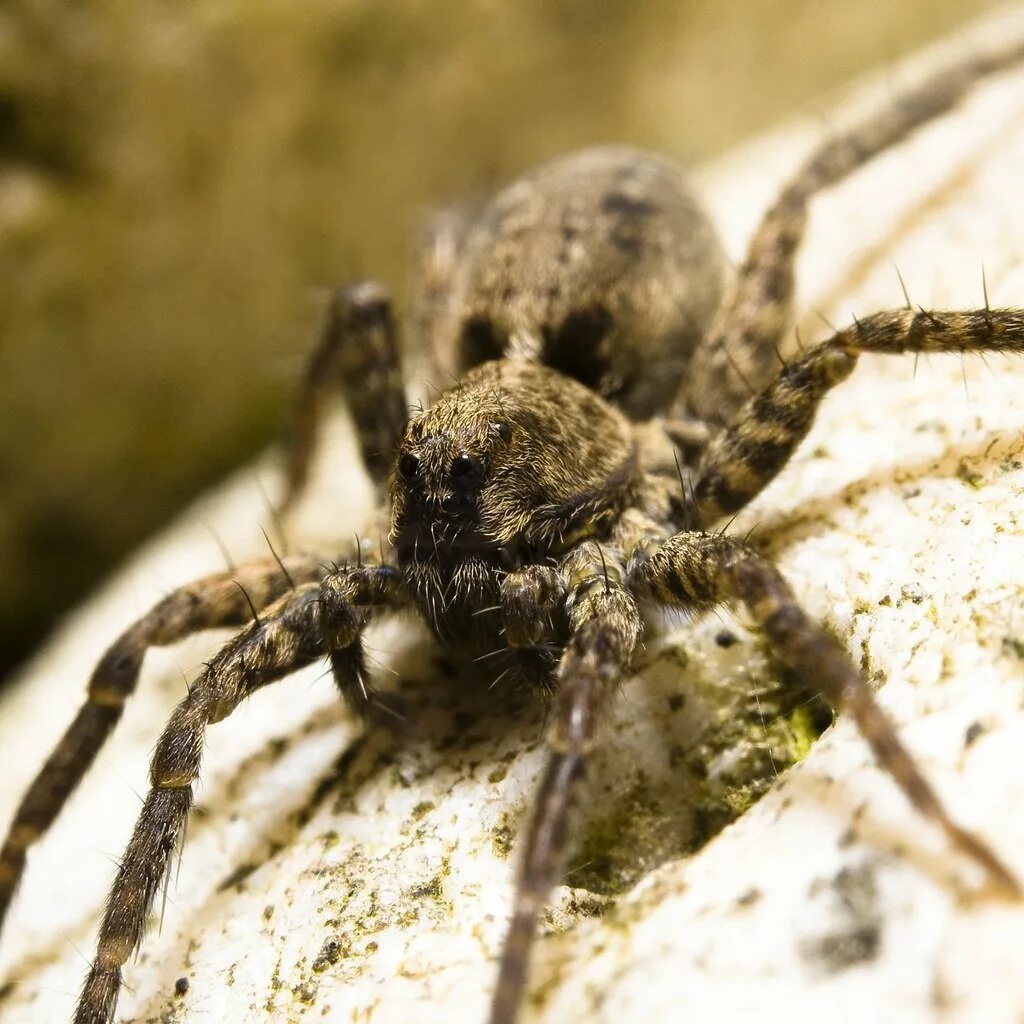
[3,37,1024,1024]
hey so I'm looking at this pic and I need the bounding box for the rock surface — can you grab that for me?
[3,9,1024,1023]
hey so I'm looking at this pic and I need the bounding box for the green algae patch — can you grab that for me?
[566,651,832,899]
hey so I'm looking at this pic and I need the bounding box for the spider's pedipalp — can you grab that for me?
[282,280,408,511]
[320,562,410,715]
[499,565,567,649]
[693,306,1024,523]
[489,542,641,1024]
[0,553,324,935]
[634,532,1021,898]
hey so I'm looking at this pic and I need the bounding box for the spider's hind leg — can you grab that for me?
[281,281,408,511]
[683,39,1024,426]
[633,531,1021,898]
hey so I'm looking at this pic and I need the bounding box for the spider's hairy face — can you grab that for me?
[390,359,636,564]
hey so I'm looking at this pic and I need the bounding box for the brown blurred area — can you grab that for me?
[0,0,997,680]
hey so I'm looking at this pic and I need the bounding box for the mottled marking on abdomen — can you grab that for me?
[441,147,727,419]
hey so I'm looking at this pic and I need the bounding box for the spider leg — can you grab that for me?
[684,40,1024,425]
[0,552,324,937]
[72,562,408,1024]
[633,531,1021,898]
[692,306,1024,523]
[489,543,641,1024]
[281,280,408,511]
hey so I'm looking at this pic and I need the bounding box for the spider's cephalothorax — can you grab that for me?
[391,359,635,645]
[3,38,1024,1024]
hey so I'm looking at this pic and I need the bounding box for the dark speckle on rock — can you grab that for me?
[802,923,881,972]
[1003,636,1024,660]
[799,862,883,974]
[964,720,986,748]
[736,887,762,907]
[312,936,345,973]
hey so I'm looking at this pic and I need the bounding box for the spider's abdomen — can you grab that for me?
[440,146,727,419]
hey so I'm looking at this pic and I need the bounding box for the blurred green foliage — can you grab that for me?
[0,0,994,677]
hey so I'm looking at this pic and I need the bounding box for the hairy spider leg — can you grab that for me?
[693,307,1024,522]
[685,38,1024,425]
[632,532,1021,897]
[71,563,410,1024]
[282,280,408,510]
[489,541,641,1024]
[0,553,324,937]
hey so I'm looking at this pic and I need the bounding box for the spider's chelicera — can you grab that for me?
[3,39,1024,1024]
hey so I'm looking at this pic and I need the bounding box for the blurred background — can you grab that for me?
[0,0,998,681]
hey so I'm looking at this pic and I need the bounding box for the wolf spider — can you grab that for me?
[3,38,1024,1024]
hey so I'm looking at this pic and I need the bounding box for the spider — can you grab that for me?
[2,37,1024,1024]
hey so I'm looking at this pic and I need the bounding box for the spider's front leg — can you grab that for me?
[489,546,641,1024]
[691,307,1024,524]
[72,562,407,1024]
[0,552,324,937]
[633,531,1021,898]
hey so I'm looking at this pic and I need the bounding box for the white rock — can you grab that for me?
[3,10,1024,1023]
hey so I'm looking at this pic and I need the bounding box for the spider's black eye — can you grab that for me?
[398,453,420,480]
[450,453,483,487]
[492,422,512,443]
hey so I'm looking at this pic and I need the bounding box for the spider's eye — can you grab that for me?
[398,453,420,480]
[450,453,483,486]
[492,422,512,443]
